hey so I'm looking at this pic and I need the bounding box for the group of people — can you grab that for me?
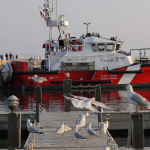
[0,53,18,60]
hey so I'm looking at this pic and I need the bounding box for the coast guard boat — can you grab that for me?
[1,0,150,89]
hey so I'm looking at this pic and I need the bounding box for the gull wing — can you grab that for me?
[74,131,86,139]
[63,95,78,101]
[87,128,97,136]
[130,92,150,107]
[71,100,84,108]
[70,94,95,101]
[91,100,113,110]
[28,125,39,133]
[88,106,100,113]
[64,125,72,131]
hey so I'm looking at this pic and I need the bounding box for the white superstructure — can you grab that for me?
[41,0,134,72]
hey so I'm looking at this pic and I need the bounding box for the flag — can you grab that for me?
[40,11,45,18]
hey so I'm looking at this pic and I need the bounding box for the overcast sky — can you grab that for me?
[0,0,150,58]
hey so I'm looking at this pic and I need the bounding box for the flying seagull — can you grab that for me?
[70,94,113,110]
[126,84,150,112]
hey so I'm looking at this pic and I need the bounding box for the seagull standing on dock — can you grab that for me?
[126,84,150,112]
[95,122,107,137]
[74,126,87,142]
[33,74,48,86]
[75,114,86,130]
[26,119,43,129]
[56,122,72,138]
[27,121,44,134]
[87,123,97,139]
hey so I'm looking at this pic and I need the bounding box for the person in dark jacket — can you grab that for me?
[9,52,12,60]
[5,53,8,60]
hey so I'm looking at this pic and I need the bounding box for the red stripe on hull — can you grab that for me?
[131,66,150,84]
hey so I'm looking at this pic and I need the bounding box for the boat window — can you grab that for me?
[98,44,105,51]
[107,44,115,51]
[92,44,96,51]
[115,44,120,51]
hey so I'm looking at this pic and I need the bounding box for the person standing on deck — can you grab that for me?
[9,52,12,60]
[5,53,8,60]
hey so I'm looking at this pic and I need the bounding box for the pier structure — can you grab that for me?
[24,111,117,150]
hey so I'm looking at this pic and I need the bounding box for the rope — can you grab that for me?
[72,84,99,89]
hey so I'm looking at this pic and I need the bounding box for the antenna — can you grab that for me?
[52,0,53,12]
[56,0,57,19]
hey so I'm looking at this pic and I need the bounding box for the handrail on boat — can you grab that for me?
[130,48,150,63]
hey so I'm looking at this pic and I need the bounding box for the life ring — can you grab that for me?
[72,41,82,51]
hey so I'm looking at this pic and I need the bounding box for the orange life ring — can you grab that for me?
[72,41,82,51]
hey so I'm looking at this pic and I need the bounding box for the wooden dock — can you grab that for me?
[24,111,117,150]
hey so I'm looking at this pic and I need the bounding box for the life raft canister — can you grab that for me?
[48,49,50,55]
[71,41,82,51]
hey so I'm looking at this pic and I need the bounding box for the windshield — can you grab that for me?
[98,44,105,51]
[107,44,115,51]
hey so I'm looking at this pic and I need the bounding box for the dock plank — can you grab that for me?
[24,111,115,149]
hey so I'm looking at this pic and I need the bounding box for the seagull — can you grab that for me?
[81,111,89,117]
[56,122,72,138]
[70,94,113,110]
[33,74,48,86]
[126,84,150,112]
[70,94,95,101]
[26,119,43,129]
[27,122,44,134]
[105,121,109,129]
[56,122,64,138]
[63,95,84,109]
[74,126,87,142]
[75,114,86,129]
[87,123,97,139]
[65,95,99,112]
[95,122,107,137]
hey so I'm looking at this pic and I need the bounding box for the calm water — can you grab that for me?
[0,87,150,113]
[0,87,150,148]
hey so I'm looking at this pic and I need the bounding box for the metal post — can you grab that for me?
[131,113,144,149]
[63,79,72,112]
[35,86,42,123]
[95,85,102,123]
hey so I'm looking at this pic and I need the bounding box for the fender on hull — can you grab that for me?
[1,62,13,83]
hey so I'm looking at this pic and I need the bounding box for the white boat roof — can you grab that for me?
[85,36,123,44]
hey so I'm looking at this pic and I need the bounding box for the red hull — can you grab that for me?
[8,61,150,89]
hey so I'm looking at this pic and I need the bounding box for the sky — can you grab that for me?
[0,0,150,58]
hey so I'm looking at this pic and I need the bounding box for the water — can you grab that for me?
[0,87,150,148]
[1,88,150,113]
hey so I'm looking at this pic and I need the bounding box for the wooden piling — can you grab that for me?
[8,113,21,149]
[95,84,102,122]
[17,114,21,148]
[35,86,42,104]
[132,113,144,149]
[63,79,72,112]
[35,86,42,123]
